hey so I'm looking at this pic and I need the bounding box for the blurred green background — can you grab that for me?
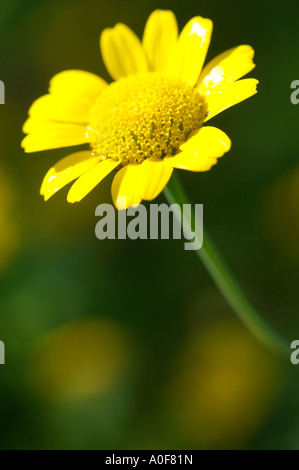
[0,0,299,450]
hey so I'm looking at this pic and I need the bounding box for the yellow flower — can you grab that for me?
[22,10,258,210]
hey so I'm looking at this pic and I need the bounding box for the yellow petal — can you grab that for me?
[21,124,89,152]
[197,45,256,92]
[204,78,259,122]
[137,157,173,200]
[100,23,148,80]
[111,164,142,210]
[167,16,213,86]
[67,159,120,203]
[27,94,92,124]
[142,10,178,72]
[49,70,107,99]
[165,126,231,171]
[40,151,100,201]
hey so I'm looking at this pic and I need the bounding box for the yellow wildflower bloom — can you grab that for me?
[22,10,258,210]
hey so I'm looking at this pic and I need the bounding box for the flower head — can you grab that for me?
[22,10,258,210]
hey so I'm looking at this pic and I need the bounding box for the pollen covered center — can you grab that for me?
[88,72,206,165]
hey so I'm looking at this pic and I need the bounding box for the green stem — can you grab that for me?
[164,173,289,357]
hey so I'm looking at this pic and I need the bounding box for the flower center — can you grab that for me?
[88,72,206,165]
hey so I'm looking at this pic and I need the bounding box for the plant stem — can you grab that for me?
[164,173,289,357]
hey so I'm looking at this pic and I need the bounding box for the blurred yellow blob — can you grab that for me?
[260,166,299,259]
[0,166,19,272]
[166,320,283,448]
[28,317,136,403]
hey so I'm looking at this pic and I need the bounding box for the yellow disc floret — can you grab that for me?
[88,72,206,165]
